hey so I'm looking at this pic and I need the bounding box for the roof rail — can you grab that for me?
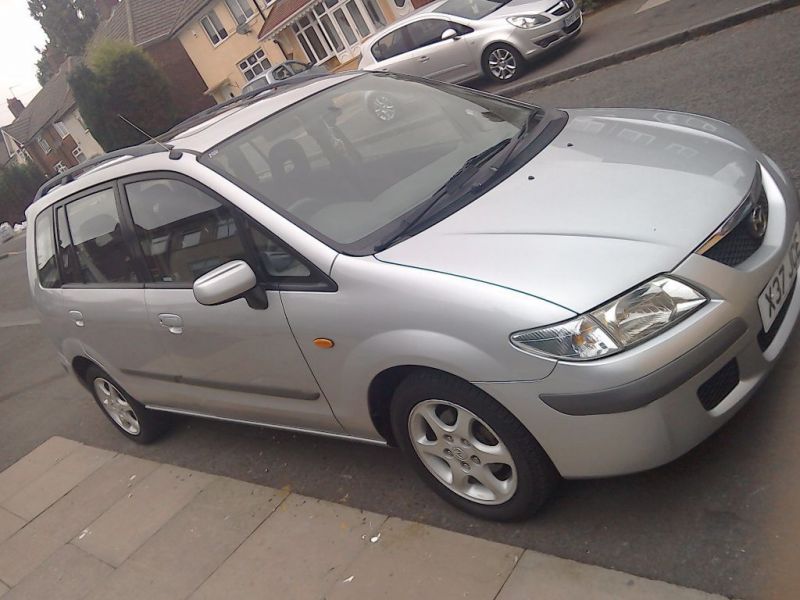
[34,143,171,201]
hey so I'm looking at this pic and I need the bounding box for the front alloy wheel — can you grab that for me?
[408,400,517,505]
[391,371,557,521]
[485,45,522,82]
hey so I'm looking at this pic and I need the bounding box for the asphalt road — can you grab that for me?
[2,8,800,599]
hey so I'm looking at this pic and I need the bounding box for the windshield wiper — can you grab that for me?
[373,138,511,253]
[484,109,541,177]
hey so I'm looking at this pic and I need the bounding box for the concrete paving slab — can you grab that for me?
[2,544,113,600]
[495,551,729,600]
[1,444,114,520]
[0,509,24,546]
[74,464,214,566]
[325,517,522,600]
[0,580,7,597]
[0,454,158,586]
[85,477,288,600]
[190,493,385,600]
[0,437,80,503]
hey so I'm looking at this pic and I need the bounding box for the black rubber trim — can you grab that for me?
[539,318,747,416]
[120,368,320,401]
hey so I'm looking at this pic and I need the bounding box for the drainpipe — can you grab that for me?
[253,0,267,22]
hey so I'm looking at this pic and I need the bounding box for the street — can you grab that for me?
[2,5,800,600]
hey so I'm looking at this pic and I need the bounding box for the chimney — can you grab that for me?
[7,97,24,118]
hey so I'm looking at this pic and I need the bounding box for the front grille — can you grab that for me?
[548,0,574,16]
[701,171,767,268]
[697,359,740,411]
[758,280,796,351]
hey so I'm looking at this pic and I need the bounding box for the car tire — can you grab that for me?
[85,365,170,444]
[390,370,558,521]
[482,43,525,83]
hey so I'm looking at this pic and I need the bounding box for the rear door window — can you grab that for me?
[55,206,81,284]
[372,26,412,61]
[65,188,141,284]
[34,209,60,288]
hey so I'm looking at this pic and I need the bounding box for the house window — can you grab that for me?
[37,134,51,154]
[54,161,67,173]
[54,121,69,139]
[72,146,87,163]
[225,0,254,25]
[238,48,271,81]
[291,0,385,63]
[201,11,229,45]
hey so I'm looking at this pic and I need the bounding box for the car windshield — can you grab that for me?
[436,0,513,20]
[202,73,546,254]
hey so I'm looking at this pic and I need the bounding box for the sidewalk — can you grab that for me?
[0,438,728,599]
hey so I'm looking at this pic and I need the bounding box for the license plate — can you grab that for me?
[564,12,580,27]
[758,223,800,332]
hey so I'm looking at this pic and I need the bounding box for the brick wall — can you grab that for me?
[25,125,81,176]
[146,39,216,123]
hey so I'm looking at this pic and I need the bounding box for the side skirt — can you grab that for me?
[144,404,388,446]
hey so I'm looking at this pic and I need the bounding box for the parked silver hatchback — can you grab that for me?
[27,73,799,520]
[358,0,582,83]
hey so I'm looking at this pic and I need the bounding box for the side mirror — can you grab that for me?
[441,28,458,41]
[193,260,268,310]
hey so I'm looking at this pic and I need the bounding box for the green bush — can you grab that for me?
[69,41,178,151]
[0,162,47,225]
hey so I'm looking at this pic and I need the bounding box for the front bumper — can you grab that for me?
[477,159,800,478]
[508,8,583,58]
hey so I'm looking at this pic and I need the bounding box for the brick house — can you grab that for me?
[91,0,216,121]
[4,62,103,177]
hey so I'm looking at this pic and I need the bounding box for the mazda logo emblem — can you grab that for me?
[748,195,769,240]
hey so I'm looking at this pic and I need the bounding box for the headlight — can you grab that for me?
[507,15,550,28]
[510,276,707,361]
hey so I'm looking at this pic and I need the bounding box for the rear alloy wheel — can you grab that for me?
[483,44,524,83]
[391,371,557,521]
[86,365,170,444]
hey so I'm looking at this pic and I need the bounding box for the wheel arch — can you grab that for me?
[71,355,100,390]
[367,365,474,446]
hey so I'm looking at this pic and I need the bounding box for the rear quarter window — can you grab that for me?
[34,209,60,288]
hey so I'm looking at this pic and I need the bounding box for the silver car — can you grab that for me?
[27,73,799,520]
[240,60,329,94]
[358,0,582,83]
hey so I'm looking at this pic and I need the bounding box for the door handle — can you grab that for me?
[68,310,84,327]
[419,56,430,63]
[158,313,183,335]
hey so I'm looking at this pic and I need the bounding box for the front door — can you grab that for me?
[118,173,342,433]
[406,19,475,83]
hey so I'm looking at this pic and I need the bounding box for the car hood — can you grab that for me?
[377,108,759,314]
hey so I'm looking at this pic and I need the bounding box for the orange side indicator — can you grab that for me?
[313,338,335,349]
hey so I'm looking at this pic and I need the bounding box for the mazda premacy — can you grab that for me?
[27,72,799,520]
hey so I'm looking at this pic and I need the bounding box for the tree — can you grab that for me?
[69,41,178,151]
[28,0,99,59]
[0,162,47,225]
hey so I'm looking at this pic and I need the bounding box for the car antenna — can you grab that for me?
[118,114,171,151]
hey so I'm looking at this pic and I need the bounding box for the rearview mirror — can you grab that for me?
[441,28,458,41]
[193,260,267,310]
